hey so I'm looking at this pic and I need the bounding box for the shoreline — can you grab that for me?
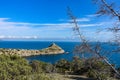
[0,43,65,57]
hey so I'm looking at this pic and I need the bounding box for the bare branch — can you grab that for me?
[68,6,120,78]
[95,0,120,21]
[67,7,87,43]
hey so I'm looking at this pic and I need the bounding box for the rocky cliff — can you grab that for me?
[0,43,65,57]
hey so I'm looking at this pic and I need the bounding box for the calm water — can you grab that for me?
[0,41,78,63]
[0,41,120,67]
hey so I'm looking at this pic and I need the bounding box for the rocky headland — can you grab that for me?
[0,43,65,57]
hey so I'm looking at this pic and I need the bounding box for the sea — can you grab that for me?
[0,41,120,67]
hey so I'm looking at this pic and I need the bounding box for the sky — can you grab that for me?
[0,0,119,41]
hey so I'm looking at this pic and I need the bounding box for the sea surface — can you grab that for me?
[0,41,120,67]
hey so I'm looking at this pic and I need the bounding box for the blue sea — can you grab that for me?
[0,41,120,67]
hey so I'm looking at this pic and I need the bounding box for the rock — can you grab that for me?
[40,43,65,54]
[0,43,65,57]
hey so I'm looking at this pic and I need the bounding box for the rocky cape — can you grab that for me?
[0,43,65,57]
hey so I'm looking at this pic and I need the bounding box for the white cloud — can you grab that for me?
[75,18,90,22]
[79,23,102,27]
[86,14,100,17]
[0,18,74,39]
[0,17,116,41]
[59,18,90,22]
[0,35,39,39]
[0,18,10,21]
[0,17,109,32]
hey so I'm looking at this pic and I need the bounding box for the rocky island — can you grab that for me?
[0,43,65,57]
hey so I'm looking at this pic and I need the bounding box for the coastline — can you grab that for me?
[0,43,65,57]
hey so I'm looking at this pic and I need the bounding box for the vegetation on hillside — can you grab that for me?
[0,54,118,80]
[0,54,56,80]
[55,57,118,80]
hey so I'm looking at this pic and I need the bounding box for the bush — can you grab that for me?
[85,58,111,80]
[43,63,54,73]
[0,55,56,80]
[71,56,84,74]
[54,57,113,80]
[30,60,53,73]
[0,54,32,80]
[87,69,110,80]
[0,54,113,80]
[55,59,71,73]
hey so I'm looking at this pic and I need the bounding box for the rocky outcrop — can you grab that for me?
[0,43,65,57]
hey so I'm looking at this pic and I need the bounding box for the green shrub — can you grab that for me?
[87,69,110,80]
[54,57,113,79]
[85,58,111,80]
[71,57,84,74]
[43,63,54,73]
[30,60,53,73]
[0,54,32,80]
[55,59,71,73]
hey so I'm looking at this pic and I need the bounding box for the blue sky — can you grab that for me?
[0,0,119,41]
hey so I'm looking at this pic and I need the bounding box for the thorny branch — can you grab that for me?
[101,0,120,21]
[94,0,120,32]
[67,6,120,78]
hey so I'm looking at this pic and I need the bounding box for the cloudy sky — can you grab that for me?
[0,0,119,41]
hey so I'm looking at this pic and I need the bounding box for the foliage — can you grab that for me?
[85,58,111,79]
[30,60,53,73]
[55,57,114,79]
[0,54,32,80]
[55,59,71,73]
[87,69,110,80]
[0,54,55,80]
[0,54,116,80]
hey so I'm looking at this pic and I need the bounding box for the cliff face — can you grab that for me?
[0,43,65,57]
